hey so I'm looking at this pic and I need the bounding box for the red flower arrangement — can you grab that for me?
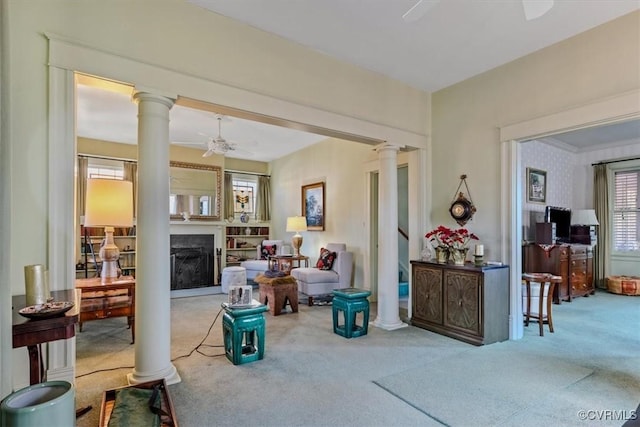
[425,225,479,250]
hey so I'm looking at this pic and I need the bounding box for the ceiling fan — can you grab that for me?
[202,115,237,157]
[403,0,554,23]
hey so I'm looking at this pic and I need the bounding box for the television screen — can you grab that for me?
[545,206,571,243]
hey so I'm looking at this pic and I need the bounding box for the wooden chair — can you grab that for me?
[522,273,562,336]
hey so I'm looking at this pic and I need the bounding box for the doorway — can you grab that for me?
[501,90,640,340]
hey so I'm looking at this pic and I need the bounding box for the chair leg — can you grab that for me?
[538,282,545,336]
[524,280,531,327]
[547,283,555,333]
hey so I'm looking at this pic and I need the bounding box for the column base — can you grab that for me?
[127,363,181,386]
[371,318,409,331]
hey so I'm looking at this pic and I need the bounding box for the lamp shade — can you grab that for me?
[571,209,599,226]
[286,216,308,233]
[84,178,134,227]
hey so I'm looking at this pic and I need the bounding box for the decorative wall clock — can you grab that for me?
[449,174,476,226]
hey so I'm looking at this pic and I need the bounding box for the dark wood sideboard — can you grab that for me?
[410,260,510,346]
[522,243,594,304]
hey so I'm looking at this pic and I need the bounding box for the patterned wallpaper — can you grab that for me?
[521,140,573,241]
[521,139,640,242]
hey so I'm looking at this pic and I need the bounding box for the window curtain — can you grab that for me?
[224,172,234,221]
[77,156,88,217]
[593,164,610,289]
[123,161,137,218]
[175,195,186,215]
[256,175,271,222]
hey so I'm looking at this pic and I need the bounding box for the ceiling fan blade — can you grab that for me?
[402,0,440,23]
[522,0,554,21]
[202,149,216,158]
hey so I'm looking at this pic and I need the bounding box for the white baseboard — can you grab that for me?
[46,365,75,384]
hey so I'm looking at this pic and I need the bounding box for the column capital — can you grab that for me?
[374,142,404,153]
[133,88,176,109]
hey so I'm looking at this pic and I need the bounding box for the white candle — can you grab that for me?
[474,244,484,256]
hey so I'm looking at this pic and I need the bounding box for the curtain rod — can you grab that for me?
[80,155,271,176]
[225,169,270,177]
[592,156,640,166]
[78,154,135,162]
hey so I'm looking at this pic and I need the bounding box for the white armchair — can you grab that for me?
[241,239,288,281]
[291,243,353,303]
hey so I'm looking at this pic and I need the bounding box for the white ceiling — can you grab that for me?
[188,0,639,93]
[77,1,640,160]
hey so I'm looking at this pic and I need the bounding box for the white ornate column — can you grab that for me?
[372,142,408,331]
[128,91,181,385]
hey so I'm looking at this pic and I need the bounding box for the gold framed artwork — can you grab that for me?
[302,182,325,231]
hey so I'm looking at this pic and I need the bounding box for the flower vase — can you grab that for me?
[451,248,468,265]
[435,246,448,263]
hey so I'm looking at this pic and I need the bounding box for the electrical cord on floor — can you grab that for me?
[76,306,226,378]
[172,306,225,360]
[76,365,134,378]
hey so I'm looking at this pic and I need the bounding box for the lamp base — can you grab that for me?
[291,234,303,257]
[99,227,121,282]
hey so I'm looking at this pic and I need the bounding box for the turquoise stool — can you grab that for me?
[332,288,371,338]
[222,300,268,365]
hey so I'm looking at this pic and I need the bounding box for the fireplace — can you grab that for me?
[170,234,215,290]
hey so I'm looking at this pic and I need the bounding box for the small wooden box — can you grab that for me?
[571,225,596,245]
[535,222,556,244]
[100,379,178,427]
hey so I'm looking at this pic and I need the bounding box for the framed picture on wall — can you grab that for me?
[302,182,325,231]
[527,168,547,204]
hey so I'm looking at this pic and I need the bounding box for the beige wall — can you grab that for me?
[431,11,640,262]
[270,137,376,288]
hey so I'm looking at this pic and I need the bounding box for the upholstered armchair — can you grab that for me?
[290,243,353,303]
[241,239,288,281]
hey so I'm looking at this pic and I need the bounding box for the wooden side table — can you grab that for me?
[268,255,309,274]
[75,276,135,343]
[12,289,80,385]
[254,274,299,315]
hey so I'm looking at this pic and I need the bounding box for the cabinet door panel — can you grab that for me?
[413,266,443,324]
[444,270,480,335]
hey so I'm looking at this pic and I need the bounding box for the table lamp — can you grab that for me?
[286,216,307,257]
[571,209,599,226]
[84,178,134,282]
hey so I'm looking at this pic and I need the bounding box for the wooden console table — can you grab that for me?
[12,289,80,385]
[75,276,135,343]
[410,260,510,346]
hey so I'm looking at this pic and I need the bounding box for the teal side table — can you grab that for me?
[222,300,268,365]
[332,288,371,338]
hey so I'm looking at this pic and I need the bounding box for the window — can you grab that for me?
[232,176,257,214]
[613,169,640,251]
[87,158,124,180]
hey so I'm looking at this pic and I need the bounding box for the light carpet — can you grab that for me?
[374,342,593,426]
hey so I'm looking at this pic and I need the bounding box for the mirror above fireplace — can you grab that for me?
[170,161,222,221]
